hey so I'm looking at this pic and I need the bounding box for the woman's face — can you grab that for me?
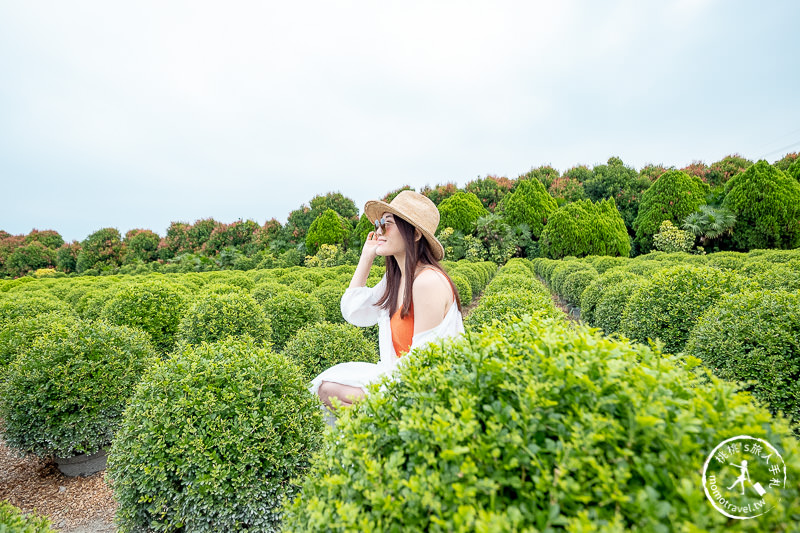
[375,212,404,257]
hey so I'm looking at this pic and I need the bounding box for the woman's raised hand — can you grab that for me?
[361,230,380,260]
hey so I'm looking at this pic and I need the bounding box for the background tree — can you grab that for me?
[639,164,669,183]
[23,229,64,249]
[56,241,81,273]
[632,170,708,252]
[722,160,800,250]
[539,198,630,259]
[562,165,592,184]
[680,161,711,184]
[465,175,514,212]
[5,242,57,277]
[163,222,192,258]
[498,178,557,239]
[583,157,651,234]
[309,192,359,222]
[436,192,488,235]
[305,209,351,254]
[381,185,414,203]
[124,229,160,263]
[786,158,800,182]
[548,176,586,205]
[421,182,459,205]
[203,220,260,256]
[76,227,124,273]
[773,152,798,172]
[707,154,753,187]
[521,165,560,190]
[187,218,220,252]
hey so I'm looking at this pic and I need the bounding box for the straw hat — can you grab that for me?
[364,190,445,260]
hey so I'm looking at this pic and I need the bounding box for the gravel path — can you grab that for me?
[0,437,116,532]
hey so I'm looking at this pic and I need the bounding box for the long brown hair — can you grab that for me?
[376,215,462,318]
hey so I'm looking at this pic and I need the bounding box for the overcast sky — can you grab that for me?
[1,1,798,243]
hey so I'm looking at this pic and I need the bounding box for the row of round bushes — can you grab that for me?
[533,250,800,436]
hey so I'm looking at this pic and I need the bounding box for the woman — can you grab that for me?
[311,190,464,409]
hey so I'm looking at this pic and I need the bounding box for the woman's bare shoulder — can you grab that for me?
[412,268,452,300]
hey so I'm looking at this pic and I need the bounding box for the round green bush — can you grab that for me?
[540,198,631,259]
[749,264,800,292]
[560,269,598,307]
[0,312,78,378]
[311,284,347,323]
[197,271,255,291]
[437,192,489,234]
[686,290,800,432]
[482,272,548,299]
[283,321,378,381]
[288,278,317,293]
[196,281,248,296]
[305,208,351,254]
[178,292,271,346]
[251,280,288,304]
[0,294,72,328]
[464,290,561,331]
[549,262,596,296]
[262,290,325,350]
[704,251,746,271]
[590,255,628,274]
[620,265,751,354]
[75,286,120,319]
[108,338,324,532]
[449,267,481,297]
[99,279,189,352]
[579,269,631,326]
[594,278,645,335]
[449,274,472,305]
[0,320,156,458]
[283,316,800,532]
[0,501,54,533]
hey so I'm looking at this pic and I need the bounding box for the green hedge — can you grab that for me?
[108,338,324,532]
[0,501,54,533]
[594,278,646,335]
[560,269,598,307]
[464,290,561,331]
[283,321,378,381]
[686,290,800,434]
[283,315,800,531]
[262,290,325,350]
[0,320,156,458]
[0,294,73,328]
[0,312,78,378]
[579,269,632,326]
[539,198,631,259]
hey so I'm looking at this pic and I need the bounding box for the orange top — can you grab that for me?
[390,300,414,357]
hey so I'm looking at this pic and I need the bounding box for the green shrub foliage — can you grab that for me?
[437,192,488,235]
[5,242,57,277]
[177,292,271,346]
[0,320,156,457]
[123,229,161,263]
[305,209,351,254]
[633,170,707,252]
[498,179,557,239]
[583,157,651,231]
[0,294,72,328]
[548,262,597,296]
[652,220,695,253]
[464,290,561,330]
[686,290,800,433]
[100,279,189,352]
[283,321,377,381]
[108,338,324,532]
[449,273,472,305]
[579,269,634,326]
[560,269,598,307]
[0,501,54,533]
[722,160,800,250]
[0,312,78,377]
[311,284,347,323]
[620,265,749,353]
[76,227,124,273]
[283,316,800,531]
[539,199,630,259]
[262,290,325,350]
[594,278,645,335]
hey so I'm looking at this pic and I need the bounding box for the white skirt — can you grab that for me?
[309,361,393,396]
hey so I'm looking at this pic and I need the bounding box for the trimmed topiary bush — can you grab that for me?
[262,290,325,350]
[305,208,351,254]
[620,265,751,354]
[311,284,347,323]
[449,274,472,305]
[686,290,800,434]
[0,501,54,532]
[436,192,489,235]
[100,279,189,352]
[283,321,378,381]
[464,290,562,331]
[722,160,800,250]
[549,262,597,296]
[0,320,156,458]
[579,269,634,326]
[251,280,288,304]
[704,251,746,271]
[482,272,548,299]
[632,170,707,252]
[283,315,800,532]
[498,178,557,239]
[539,198,631,259]
[177,292,271,346]
[108,337,324,532]
[560,269,598,307]
[0,312,78,378]
[594,278,645,335]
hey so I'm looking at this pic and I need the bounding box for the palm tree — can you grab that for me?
[682,205,736,247]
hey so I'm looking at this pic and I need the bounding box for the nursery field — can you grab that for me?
[0,253,799,531]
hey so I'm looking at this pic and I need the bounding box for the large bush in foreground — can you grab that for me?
[108,338,324,533]
[262,290,325,350]
[686,290,800,434]
[0,501,54,532]
[0,320,156,458]
[283,316,800,531]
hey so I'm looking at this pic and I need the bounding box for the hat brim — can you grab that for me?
[364,199,445,261]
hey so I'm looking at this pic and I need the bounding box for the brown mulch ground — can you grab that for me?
[0,437,116,532]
